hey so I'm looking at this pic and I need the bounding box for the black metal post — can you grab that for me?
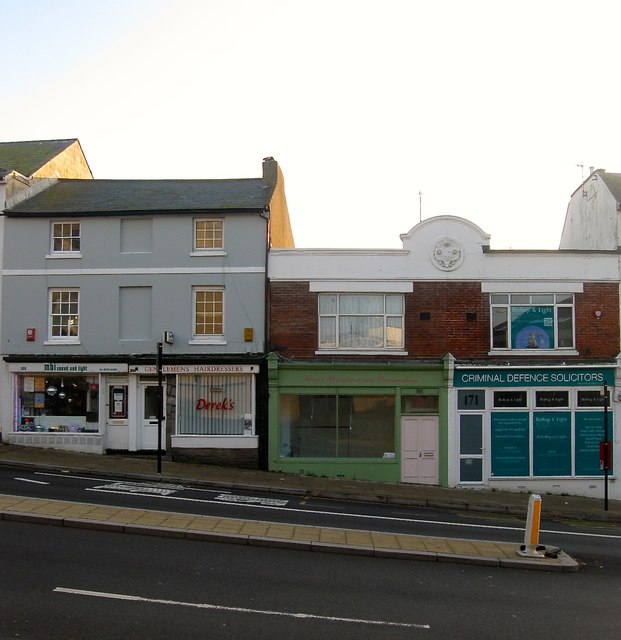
[604,383,609,511]
[157,341,163,474]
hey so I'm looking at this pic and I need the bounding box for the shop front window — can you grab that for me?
[488,387,613,478]
[17,375,99,433]
[279,394,395,458]
[176,374,253,435]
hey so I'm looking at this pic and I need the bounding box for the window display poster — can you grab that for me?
[575,411,614,475]
[491,412,529,476]
[533,412,571,476]
[511,306,554,349]
[109,386,128,419]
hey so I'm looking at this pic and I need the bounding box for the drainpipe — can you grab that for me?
[260,205,271,354]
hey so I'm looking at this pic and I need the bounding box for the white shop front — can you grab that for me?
[9,361,128,454]
[452,365,618,500]
[8,361,260,461]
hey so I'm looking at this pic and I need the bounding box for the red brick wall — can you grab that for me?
[268,281,619,360]
[406,282,489,357]
[574,282,619,357]
[269,282,319,357]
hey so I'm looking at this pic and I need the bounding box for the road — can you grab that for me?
[1,519,619,640]
[1,466,620,567]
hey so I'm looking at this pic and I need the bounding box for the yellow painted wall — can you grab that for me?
[268,162,295,248]
[32,140,93,180]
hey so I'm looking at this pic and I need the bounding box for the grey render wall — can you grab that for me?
[1,213,267,356]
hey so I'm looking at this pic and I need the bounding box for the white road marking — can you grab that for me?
[214,493,289,507]
[91,481,182,496]
[14,477,50,485]
[34,472,229,494]
[53,587,430,629]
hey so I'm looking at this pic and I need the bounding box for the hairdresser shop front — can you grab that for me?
[452,365,618,499]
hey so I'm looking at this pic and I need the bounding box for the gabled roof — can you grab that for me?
[0,139,79,177]
[4,178,273,216]
[598,170,621,205]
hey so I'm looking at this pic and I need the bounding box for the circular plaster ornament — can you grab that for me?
[431,237,464,271]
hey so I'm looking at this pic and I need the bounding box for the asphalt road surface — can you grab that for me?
[2,519,620,640]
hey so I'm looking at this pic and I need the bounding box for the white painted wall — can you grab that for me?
[270,215,620,284]
[560,173,620,250]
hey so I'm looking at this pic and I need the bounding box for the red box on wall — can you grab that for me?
[26,328,36,342]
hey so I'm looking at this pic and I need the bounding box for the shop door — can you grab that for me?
[401,416,439,484]
[140,383,166,451]
[106,383,129,450]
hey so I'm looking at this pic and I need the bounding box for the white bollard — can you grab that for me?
[517,494,545,558]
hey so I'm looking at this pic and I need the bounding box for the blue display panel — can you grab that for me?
[491,412,529,476]
[533,412,571,476]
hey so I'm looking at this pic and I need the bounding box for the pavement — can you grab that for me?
[1,444,619,572]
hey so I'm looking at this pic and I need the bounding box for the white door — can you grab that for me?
[105,383,129,450]
[140,383,165,451]
[401,416,439,484]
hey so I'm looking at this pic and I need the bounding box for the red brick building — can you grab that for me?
[267,216,620,499]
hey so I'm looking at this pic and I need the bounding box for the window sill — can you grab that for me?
[189,339,227,346]
[488,349,578,356]
[44,339,81,346]
[316,349,408,356]
[46,253,82,259]
[190,250,227,257]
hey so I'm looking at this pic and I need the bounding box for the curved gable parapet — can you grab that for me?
[400,215,491,250]
[399,216,491,273]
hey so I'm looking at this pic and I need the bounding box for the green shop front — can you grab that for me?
[267,354,449,484]
[453,365,617,499]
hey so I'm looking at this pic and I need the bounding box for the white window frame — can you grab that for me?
[192,218,225,255]
[49,221,81,257]
[318,293,404,352]
[190,286,226,345]
[490,293,576,354]
[46,288,80,344]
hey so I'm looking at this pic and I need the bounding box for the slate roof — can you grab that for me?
[0,139,78,177]
[4,178,273,216]
[598,170,621,205]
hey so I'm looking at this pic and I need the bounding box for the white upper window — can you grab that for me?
[491,293,575,350]
[193,287,224,338]
[194,219,224,252]
[318,293,404,350]
[51,221,81,254]
[49,289,80,341]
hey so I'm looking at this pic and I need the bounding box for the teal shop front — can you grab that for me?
[452,365,618,499]
[267,354,449,484]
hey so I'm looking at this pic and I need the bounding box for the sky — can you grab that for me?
[2,0,621,250]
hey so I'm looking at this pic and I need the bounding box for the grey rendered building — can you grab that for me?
[1,157,294,469]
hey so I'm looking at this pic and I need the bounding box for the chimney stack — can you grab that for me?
[262,157,277,187]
